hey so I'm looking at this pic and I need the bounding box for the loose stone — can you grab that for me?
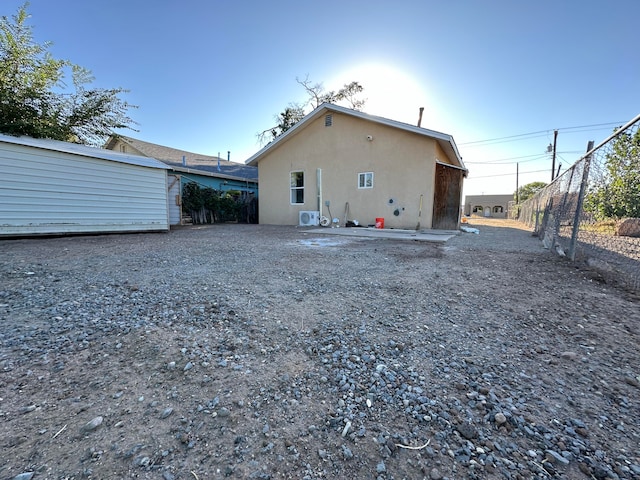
[81,416,103,433]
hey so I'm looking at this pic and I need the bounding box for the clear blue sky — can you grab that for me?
[4,0,639,196]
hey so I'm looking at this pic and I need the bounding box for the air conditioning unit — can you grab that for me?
[299,210,320,226]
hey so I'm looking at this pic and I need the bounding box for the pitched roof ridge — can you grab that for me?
[116,135,241,166]
[247,103,466,172]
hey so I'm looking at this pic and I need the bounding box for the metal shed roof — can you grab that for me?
[0,134,169,170]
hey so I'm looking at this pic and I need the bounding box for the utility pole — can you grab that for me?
[551,129,558,181]
[516,162,519,204]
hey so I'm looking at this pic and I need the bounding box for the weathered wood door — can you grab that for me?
[432,163,463,230]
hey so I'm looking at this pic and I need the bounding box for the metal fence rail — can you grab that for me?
[515,113,640,292]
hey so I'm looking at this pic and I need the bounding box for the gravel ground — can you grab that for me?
[1,219,638,480]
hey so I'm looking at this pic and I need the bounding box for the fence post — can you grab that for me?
[552,168,576,253]
[568,140,595,261]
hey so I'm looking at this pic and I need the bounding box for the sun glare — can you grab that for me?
[327,62,435,127]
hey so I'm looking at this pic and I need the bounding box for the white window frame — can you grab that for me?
[358,172,374,189]
[290,171,304,204]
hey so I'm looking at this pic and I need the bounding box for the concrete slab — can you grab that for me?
[301,226,460,243]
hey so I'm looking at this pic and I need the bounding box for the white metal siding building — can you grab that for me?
[0,134,170,236]
[167,174,182,225]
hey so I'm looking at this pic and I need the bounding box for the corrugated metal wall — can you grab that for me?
[0,141,169,236]
[167,174,182,226]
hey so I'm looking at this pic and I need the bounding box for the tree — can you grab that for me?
[297,76,365,111]
[0,3,136,146]
[584,127,640,219]
[258,76,366,144]
[515,181,547,203]
[266,105,305,141]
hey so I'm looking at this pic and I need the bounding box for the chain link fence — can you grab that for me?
[514,113,640,292]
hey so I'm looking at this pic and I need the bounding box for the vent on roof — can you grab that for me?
[325,114,333,127]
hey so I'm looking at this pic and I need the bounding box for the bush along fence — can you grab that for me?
[515,113,640,292]
[181,182,258,224]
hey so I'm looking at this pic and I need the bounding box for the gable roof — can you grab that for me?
[1,133,168,169]
[246,103,466,172]
[105,135,257,181]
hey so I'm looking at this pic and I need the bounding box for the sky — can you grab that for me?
[3,0,639,198]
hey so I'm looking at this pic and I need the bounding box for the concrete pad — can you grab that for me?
[301,226,460,243]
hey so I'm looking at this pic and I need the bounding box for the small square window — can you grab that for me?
[358,172,374,189]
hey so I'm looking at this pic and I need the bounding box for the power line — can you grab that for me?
[467,168,549,179]
[459,121,624,146]
[464,151,581,165]
[460,132,549,147]
[464,153,545,164]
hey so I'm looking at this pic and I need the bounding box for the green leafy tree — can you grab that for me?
[182,182,204,223]
[584,127,640,219]
[182,182,246,224]
[258,76,366,144]
[0,3,136,145]
[515,181,547,203]
[267,105,306,140]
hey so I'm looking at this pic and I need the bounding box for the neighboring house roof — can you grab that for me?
[1,133,168,170]
[170,165,258,184]
[105,135,258,181]
[246,103,466,172]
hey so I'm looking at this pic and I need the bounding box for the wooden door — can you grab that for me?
[432,163,463,230]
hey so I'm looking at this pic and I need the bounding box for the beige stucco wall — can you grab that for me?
[464,194,512,218]
[106,138,145,157]
[255,111,449,229]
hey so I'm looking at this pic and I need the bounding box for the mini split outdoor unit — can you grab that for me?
[299,210,320,226]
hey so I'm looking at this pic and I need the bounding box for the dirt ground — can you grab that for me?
[1,219,638,480]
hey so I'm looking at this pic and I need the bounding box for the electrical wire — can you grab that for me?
[467,168,549,179]
[459,121,624,147]
[464,150,583,165]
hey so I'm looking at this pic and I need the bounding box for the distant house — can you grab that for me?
[0,134,169,237]
[247,103,467,230]
[464,194,513,218]
[105,136,258,225]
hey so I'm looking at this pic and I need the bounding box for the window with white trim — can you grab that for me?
[358,172,374,189]
[290,171,304,204]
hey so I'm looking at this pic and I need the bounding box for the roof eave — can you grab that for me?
[168,165,258,183]
[246,103,466,170]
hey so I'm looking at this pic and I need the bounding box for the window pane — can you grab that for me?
[290,171,304,204]
[358,172,373,189]
[291,171,304,188]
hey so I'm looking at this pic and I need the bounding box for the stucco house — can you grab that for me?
[246,103,467,230]
[105,136,258,224]
[464,194,513,218]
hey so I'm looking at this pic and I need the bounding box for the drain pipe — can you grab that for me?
[317,168,322,215]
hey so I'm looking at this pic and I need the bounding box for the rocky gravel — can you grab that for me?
[0,219,639,480]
